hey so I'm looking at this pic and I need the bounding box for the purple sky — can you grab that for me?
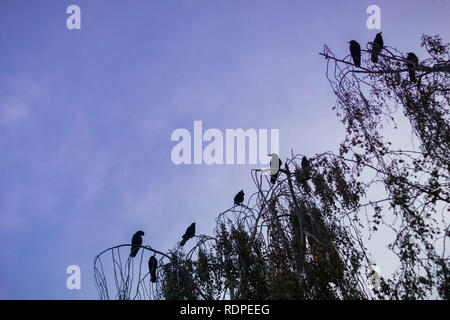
[0,0,449,299]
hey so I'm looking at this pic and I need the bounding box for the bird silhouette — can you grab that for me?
[234,190,244,205]
[371,32,384,63]
[130,230,144,257]
[269,153,282,184]
[301,156,311,180]
[349,40,361,67]
[406,52,419,83]
[148,256,158,283]
[180,222,196,246]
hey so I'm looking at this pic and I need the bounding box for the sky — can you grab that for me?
[0,0,449,299]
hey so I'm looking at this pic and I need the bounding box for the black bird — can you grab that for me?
[371,32,384,63]
[269,153,282,184]
[130,230,144,257]
[301,156,311,180]
[406,52,419,83]
[180,223,196,246]
[148,256,158,283]
[349,40,361,67]
[234,190,244,205]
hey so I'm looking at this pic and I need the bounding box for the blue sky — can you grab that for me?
[0,0,449,299]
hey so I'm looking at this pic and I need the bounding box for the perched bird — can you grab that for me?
[371,32,384,63]
[301,156,311,180]
[234,190,244,205]
[130,230,144,257]
[349,40,361,67]
[148,256,158,283]
[406,52,419,83]
[269,153,283,184]
[180,223,196,246]
[301,156,310,170]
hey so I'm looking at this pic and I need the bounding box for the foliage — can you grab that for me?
[320,34,449,299]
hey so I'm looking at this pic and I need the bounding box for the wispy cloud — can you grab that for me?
[0,75,40,126]
[0,96,29,125]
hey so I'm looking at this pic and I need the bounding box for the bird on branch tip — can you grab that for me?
[406,52,419,83]
[269,153,282,184]
[349,40,361,67]
[301,156,311,180]
[130,230,144,257]
[234,190,244,205]
[371,32,384,63]
[180,222,196,246]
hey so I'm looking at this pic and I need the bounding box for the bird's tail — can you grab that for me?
[150,271,157,283]
[409,71,416,83]
[130,246,138,257]
[149,256,158,283]
[270,175,277,184]
[371,52,378,63]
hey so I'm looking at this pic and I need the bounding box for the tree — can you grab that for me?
[94,34,449,300]
[319,34,449,299]
[158,156,369,299]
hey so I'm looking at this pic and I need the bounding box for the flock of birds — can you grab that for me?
[349,32,419,82]
[127,154,311,282]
